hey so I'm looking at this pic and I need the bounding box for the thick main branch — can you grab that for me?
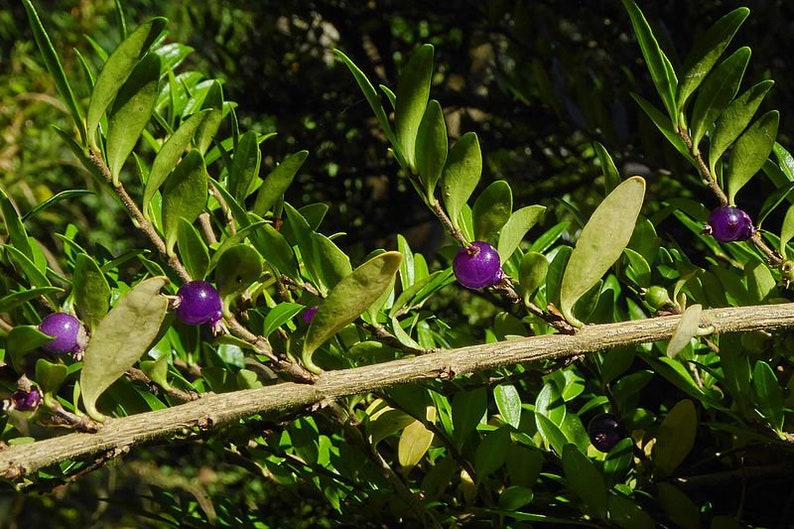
[3,302,794,483]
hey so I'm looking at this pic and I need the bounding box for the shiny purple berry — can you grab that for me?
[705,206,755,242]
[588,413,625,452]
[453,241,503,290]
[11,387,42,412]
[175,281,223,326]
[302,306,319,324]
[38,312,87,355]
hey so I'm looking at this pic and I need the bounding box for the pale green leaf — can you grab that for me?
[162,150,208,255]
[497,205,546,263]
[493,383,522,429]
[397,408,435,472]
[666,304,702,358]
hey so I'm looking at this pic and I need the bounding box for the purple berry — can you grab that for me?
[175,281,223,326]
[705,206,755,242]
[588,413,625,452]
[38,312,87,355]
[453,241,503,290]
[302,306,319,324]
[11,386,42,412]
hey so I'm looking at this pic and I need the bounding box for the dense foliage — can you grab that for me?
[3,1,794,528]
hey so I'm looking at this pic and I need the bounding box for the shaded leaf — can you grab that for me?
[81,277,169,421]
[441,132,482,228]
[630,92,691,160]
[472,180,512,242]
[215,244,263,301]
[22,189,94,223]
[563,444,608,520]
[86,17,166,147]
[73,254,111,331]
[607,493,656,529]
[176,217,210,280]
[709,80,774,175]
[0,287,62,314]
[0,188,33,261]
[560,177,645,326]
[252,150,308,216]
[726,110,779,204]
[35,358,68,395]
[395,44,433,170]
[690,47,751,150]
[594,141,621,193]
[7,325,53,372]
[752,360,784,431]
[519,251,549,303]
[452,387,487,446]
[162,150,208,255]
[250,223,298,278]
[228,130,262,201]
[311,232,352,290]
[535,413,568,456]
[416,99,448,199]
[106,53,160,185]
[652,399,697,476]
[497,205,546,263]
[194,81,224,154]
[302,252,402,372]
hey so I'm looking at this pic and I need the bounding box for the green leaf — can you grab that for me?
[709,80,774,175]
[519,251,549,303]
[607,493,657,529]
[560,177,645,326]
[475,427,511,477]
[194,81,224,154]
[252,150,308,216]
[311,232,352,289]
[144,110,211,217]
[215,244,263,301]
[690,47,751,151]
[603,437,635,480]
[395,44,433,170]
[21,189,94,223]
[4,245,52,291]
[493,383,522,429]
[535,381,566,426]
[140,353,171,390]
[621,0,678,122]
[21,0,86,142]
[562,444,608,520]
[7,325,53,372]
[162,150,208,255]
[451,387,487,446]
[726,110,779,204]
[86,17,167,147]
[677,8,750,110]
[262,302,304,337]
[535,413,568,456]
[666,304,702,358]
[593,141,621,194]
[652,399,697,476]
[176,217,210,280]
[302,252,402,373]
[251,223,298,278]
[35,358,68,395]
[228,131,262,201]
[73,254,111,331]
[497,205,546,263]
[498,486,535,511]
[0,188,33,261]
[80,276,169,421]
[752,360,784,431]
[657,483,701,529]
[472,180,512,242]
[630,93,692,160]
[106,53,160,185]
[0,287,62,314]
[416,99,448,199]
[398,410,435,473]
[441,132,482,228]
[334,49,399,159]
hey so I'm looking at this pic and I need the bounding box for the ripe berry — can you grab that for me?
[704,206,755,242]
[588,412,625,452]
[453,241,503,290]
[175,281,223,326]
[10,387,42,412]
[302,306,319,324]
[38,312,87,355]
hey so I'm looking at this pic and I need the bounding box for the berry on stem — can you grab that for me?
[302,306,319,324]
[10,386,42,412]
[703,206,755,242]
[453,241,503,290]
[587,412,625,452]
[38,312,87,355]
[175,281,223,327]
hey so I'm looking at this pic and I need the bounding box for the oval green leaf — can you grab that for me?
[441,132,482,228]
[652,399,697,476]
[144,110,211,217]
[690,47,751,150]
[709,80,774,175]
[497,205,546,263]
[80,276,169,421]
[228,130,262,201]
[519,251,549,303]
[562,444,608,520]
[779,204,794,258]
[250,223,298,278]
[86,17,166,147]
[215,244,263,300]
[73,253,111,331]
[162,150,208,255]
[726,110,779,205]
[657,482,701,529]
[106,53,160,185]
[395,44,433,170]
[493,383,522,429]
[607,493,657,529]
[252,150,308,217]
[416,99,448,199]
[452,387,487,446]
[311,232,352,290]
[472,180,512,242]
[560,176,645,326]
[752,360,784,431]
[397,410,435,473]
[666,304,702,358]
[302,251,403,373]
[176,217,210,280]
[35,358,68,395]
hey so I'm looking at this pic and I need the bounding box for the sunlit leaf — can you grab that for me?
[215,244,263,301]
[472,180,512,243]
[176,217,210,280]
[560,177,645,326]
[593,141,621,194]
[0,188,33,261]
[35,358,68,395]
[228,130,262,201]
[752,360,784,431]
[162,150,208,255]
[452,387,487,447]
[252,150,308,216]
[416,99,448,199]
[302,252,402,373]
[519,251,549,303]
[80,277,169,421]
[493,383,522,429]
[441,132,481,228]
[666,304,702,358]
[497,205,546,263]
[726,110,779,205]
[73,254,111,331]
[395,44,433,170]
